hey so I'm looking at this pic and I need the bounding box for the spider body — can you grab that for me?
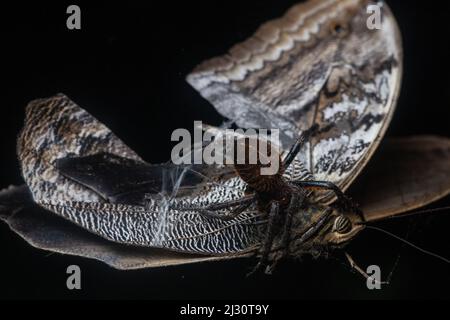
[184,126,364,273]
[233,136,292,211]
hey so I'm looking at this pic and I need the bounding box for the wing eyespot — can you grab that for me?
[330,21,350,38]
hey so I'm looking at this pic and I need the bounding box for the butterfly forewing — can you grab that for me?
[187,0,403,196]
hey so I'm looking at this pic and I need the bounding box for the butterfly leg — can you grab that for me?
[282,124,319,169]
[293,180,364,220]
[344,252,388,285]
[247,201,280,276]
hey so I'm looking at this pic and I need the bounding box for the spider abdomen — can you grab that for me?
[233,137,284,194]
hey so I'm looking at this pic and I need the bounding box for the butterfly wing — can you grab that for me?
[0,185,241,270]
[187,0,403,195]
[55,153,224,205]
[17,93,145,204]
[352,136,450,222]
[16,94,264,254]
[4,135,448,269]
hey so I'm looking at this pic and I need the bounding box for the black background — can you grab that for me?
[0,0,449,299]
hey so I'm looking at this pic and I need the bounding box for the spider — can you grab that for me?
[176,125,363,274]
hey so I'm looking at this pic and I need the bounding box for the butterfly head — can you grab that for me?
[286,205,364,257]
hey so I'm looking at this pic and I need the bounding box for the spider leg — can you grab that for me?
[205,194,255,211]
[293,180,364,221]
[282,124,319,169]
[173,194,256,221]
[247,201,280,276]
[197,201,254,221]
[281,192,305,255]
[264,192,306,274]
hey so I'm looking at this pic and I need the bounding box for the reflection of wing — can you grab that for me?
[187,0,403,193]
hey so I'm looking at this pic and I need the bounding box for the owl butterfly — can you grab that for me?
[0,0,449,277]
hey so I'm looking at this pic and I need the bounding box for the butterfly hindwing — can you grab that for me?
[353,136,450,222]
[17,94,264,254]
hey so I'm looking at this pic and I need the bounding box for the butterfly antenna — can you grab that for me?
[364,225,450,265]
